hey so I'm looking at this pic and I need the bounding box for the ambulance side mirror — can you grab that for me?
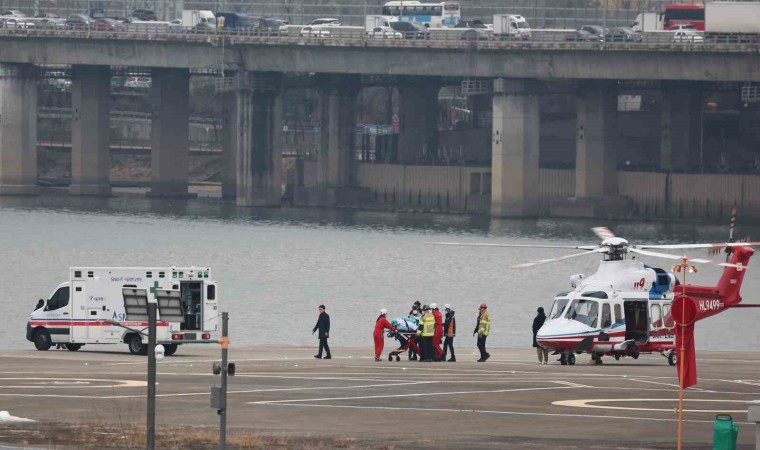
[228,363,235,376]
[212,361,222,375]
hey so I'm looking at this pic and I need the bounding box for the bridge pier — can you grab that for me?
[296,74,370,207]
[223,72,284,207]
[397,77,440,163]
[221,92,237,201]
[148,68,194,198]
[553,81,626,217]
[660,82,702,172]
[0,63,38,195]
[69,65,111,196]
[490,79,540,218]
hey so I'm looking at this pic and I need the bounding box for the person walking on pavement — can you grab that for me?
[416,305,435,362]
[442,304,456,362]
[431,303,444,361]
[473,303,491,362]
[533,307,548,365]
[373,309,396,361]
[312,304,331,359]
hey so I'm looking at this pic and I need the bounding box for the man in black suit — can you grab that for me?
[312,304,331,359]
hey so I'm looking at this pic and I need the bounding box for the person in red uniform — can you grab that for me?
[374,308,396,361]
[431,303,444,361]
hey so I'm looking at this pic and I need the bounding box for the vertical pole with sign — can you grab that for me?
[147,300,157,450]
[219,312,229,450]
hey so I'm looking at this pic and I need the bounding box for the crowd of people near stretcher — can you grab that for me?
[373,301,491,362]
[312,302,550,364]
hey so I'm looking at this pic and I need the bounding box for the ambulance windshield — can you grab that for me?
[564,299,599,327]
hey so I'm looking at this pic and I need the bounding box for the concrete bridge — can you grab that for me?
[0,28,759,216]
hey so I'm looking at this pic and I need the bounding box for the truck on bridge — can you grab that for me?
[705,1,760,42]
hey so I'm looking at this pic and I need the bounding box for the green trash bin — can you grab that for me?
[713,414,739,450]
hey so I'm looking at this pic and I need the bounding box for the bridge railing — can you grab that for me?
[2,24,759,50]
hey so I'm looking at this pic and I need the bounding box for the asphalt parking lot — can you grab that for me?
[0,345,758,449]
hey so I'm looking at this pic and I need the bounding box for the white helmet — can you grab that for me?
[430,303,438,309]
[444,304,451,309]
[380,308,387,315]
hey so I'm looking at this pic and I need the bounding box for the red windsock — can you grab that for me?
[675,323,697,389]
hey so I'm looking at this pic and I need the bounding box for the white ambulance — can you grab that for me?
[26,267,219,355]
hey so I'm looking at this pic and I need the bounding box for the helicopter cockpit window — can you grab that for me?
[565,299,599,328]
[549,298,569,319]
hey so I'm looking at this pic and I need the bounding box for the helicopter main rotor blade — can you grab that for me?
[636,242,760,250]
[510,248,606,269]
[592,227,616,241]
[426,242,598,250]
[628,248,745,269]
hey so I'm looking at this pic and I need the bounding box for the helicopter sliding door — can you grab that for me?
[623,300,649,344]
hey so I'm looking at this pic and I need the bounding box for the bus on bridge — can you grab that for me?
[381,1,460,27]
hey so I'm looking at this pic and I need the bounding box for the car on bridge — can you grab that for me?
[672,29,703,43]
[1,10,26,18]
[605,26,642,42]
[93,18,124,31]
[307,18,341,27]
[567,25,607,42]
[300,26,331,37]
[367,26,402,39]
[65,14,93,30]
[389,21,429,39]
[259,17,288,34]
[454,18,487,29]
[131,9,157,21]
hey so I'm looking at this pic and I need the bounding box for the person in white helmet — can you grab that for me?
[373,308,396,361]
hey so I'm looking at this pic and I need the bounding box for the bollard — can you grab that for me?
[748,401,760,450]
[713,414,739,450]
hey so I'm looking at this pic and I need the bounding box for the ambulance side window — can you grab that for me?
[207,285,216,301]
[45,287,70,311]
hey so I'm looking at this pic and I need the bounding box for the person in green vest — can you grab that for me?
[416,305,436,362]
[473,303,490,362]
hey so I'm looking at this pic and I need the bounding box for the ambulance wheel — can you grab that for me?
[668,351,677,366]
[567,354,576,365]
[33,329,52,351]
[65,344,83,352]
[560,354,568,365]
[127,335,147,356]
[163,344,178,356]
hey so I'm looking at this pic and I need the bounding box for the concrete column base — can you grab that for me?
[69,184,112,196]
[0,184,38,195]
[294,186,373,208]
[146,190,198,199]
[550,196,632,218]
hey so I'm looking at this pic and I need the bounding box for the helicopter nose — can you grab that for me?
[536,319,596,350]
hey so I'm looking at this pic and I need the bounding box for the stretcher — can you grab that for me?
[387,331,421,361]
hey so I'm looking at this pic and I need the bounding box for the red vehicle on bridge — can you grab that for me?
[663,4,705,31]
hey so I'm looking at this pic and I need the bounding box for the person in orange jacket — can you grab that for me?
[431,303,444,361]
[373,308,396,361]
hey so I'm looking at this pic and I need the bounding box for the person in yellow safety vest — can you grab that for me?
[473,303,490,362]
[416,305,435,362]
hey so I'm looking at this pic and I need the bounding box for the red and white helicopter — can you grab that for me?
[435,226,757,366]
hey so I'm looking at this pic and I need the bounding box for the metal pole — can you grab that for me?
[219,312,229,450]
[147,302,157,450]
[700,97,705,173]
[603,0,608,29]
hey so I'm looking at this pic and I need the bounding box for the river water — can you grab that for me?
[2,193,759,351]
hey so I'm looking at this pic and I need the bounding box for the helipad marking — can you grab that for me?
[0,378,145,389]
[259,403,752,425]
[553,398,747,413]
